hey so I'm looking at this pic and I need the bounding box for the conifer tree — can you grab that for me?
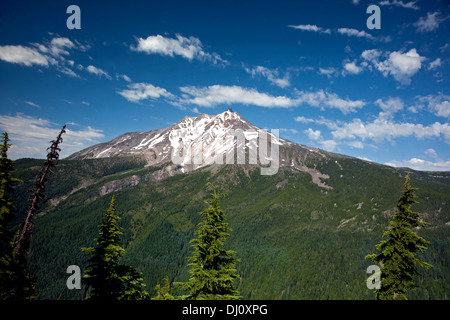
[175,183,240,300]
[10,125,66,299]
[0,132,22,299]
[152,277,174,300]
[82,196,148,300]
[366,174,431,300]
[120,266,149,300]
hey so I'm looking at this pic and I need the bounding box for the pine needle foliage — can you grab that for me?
[366,174,431,300]
[152,277,175,300]
[175,183,240,300]
[0,132,22,299]
[82,196,148,300]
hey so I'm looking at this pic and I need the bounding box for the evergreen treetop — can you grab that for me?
[366,174,431,300]
[175,183,240,300]
[82,196,148,300]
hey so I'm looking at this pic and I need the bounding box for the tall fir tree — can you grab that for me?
[0,132,22,299]
[152,277,175,300]
[366,174,431,300]
[175,183,240,300]
[82,196,148,300]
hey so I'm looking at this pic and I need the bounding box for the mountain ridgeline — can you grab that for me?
[11,110,450,299]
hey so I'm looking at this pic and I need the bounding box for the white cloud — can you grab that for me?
[375,97,404,114]
[379,0,419,10]
[385,158,450,171]
[116,73,132,82]
[178,85,297,108]
[117,82,175,103]
[49,37,74,56]
[296,115,450,157]
[0,113,104,159]
[25,101,41,108]
[361,48,425,86]
[281,128,298,134]
[416,93,450,118]
[346,140,364,148]
[337,28,374,40]
[428,58,441,71]
[424,148,439,160]
[287,24,331,34]
[131,34,227,65]
[361,49,382,62]
[86,65,112,79]
[414,11,444,33]
[342,60,362,75]
[330,117,450,144]
[294,116,316,124]
[0,36,90,77]
[304,128,322,141]
[319,140,338,151]
[118,82,365,114]
[245,65,290,88]
[318,67,338,78]
[0,45,50,67]
[289,25,392,42]
[295,89,366,114]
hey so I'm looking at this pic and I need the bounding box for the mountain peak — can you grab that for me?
[67,110,289,175]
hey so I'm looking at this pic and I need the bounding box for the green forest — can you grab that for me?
[1,131,449,300]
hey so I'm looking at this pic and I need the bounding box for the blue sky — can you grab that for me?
[0,0,449,171]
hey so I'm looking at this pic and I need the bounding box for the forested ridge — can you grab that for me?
[1,133,449,300]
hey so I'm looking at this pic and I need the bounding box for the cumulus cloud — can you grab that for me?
[361,48,425,86]
[0,113,104,159]
[304,128,322,141]
[375,97,404,114]
[117,82,175,103]
[330,118,450,144]
[295,111,450,154]
[319,140,338,152]
[245,65,290,88]
[342,60,362,75]
[131,34,227,65]
[416,93,450,118]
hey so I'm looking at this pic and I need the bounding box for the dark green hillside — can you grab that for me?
[10,154,450,299]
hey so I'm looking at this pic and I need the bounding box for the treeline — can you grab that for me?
[0,130,434,300]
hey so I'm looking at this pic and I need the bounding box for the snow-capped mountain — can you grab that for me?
[67,109,318,176]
